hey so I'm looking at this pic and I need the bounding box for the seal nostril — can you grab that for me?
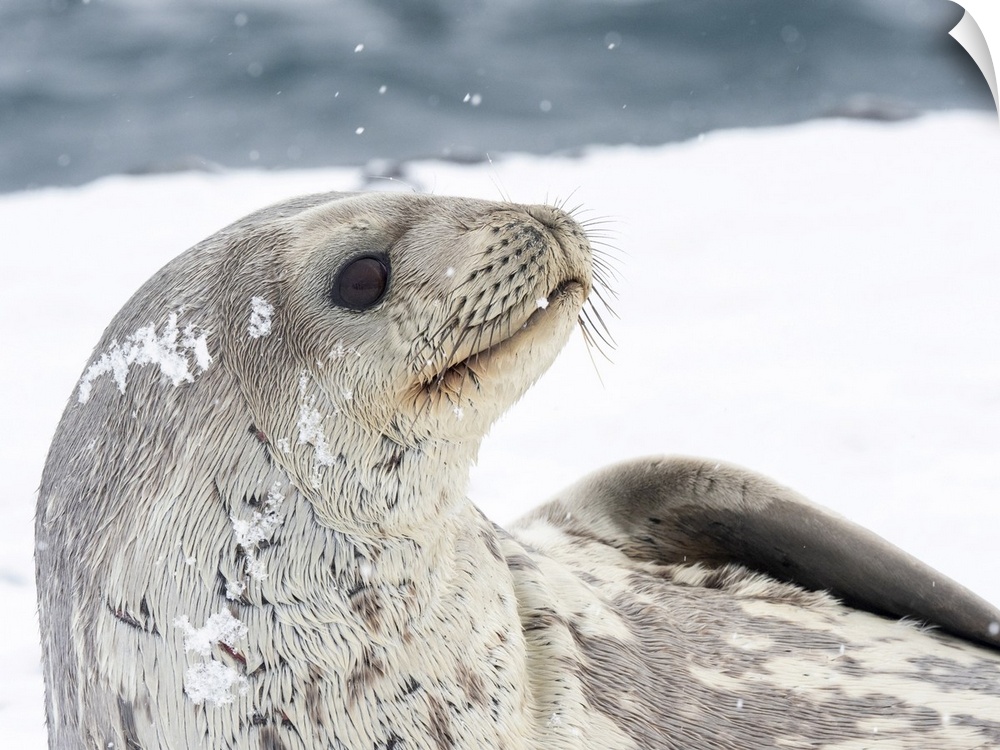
[330,254,390,311]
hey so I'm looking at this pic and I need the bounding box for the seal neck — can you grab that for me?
[263,368,484,537]
[299,431,481,538]
[226,426,532,745]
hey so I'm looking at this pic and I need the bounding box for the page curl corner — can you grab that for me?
[950,2,999,121]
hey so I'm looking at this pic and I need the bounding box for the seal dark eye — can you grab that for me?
[330,254,390,310]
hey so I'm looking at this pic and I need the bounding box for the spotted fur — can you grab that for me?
[36,192,1000,749]
[511,466,1000,748]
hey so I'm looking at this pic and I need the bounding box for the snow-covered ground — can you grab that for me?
[2,112,997,746]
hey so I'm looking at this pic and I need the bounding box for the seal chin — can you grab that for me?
[418,278,587,399]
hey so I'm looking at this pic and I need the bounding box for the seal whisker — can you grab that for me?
[578,325,613,385]
[590,257,623,285]
[587,284,620,324]
[580,304,617,350]
[578,310,616,363]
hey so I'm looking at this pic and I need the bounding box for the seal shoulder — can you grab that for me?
[515,455,1000,650]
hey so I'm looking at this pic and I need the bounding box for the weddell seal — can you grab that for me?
[36,191,1000,750]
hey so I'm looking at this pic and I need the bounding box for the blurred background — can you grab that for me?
[0,0,992,194]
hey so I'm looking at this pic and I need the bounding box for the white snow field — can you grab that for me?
[1,111,997,746]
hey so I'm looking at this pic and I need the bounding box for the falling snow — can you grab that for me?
[175,610,247,657]
[183,660,248,707]
[173,610,249,706]
[231,483,285,581]
[544,712,580,736]
[298,401,336,466]
[297,373,338,479]
[77,312,211,403]
[247,296,274,338]
[328,339,360,360]
[225,580,246,600]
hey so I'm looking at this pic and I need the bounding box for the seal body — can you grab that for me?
[512,457,1000,748]
[36,191,1000,749]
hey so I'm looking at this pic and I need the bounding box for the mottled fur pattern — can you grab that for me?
[511,488,1000,748]
[36,192,1000,749]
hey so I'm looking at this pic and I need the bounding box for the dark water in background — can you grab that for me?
[0,0,992,193]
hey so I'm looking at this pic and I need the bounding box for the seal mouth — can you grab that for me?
[420,279,586,394]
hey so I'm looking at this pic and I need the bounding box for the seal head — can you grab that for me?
[36,191,595,749]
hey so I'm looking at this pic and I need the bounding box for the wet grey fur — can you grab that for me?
[37,191,1000,749]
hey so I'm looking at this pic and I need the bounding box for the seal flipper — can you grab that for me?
[528,455,1000,650]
